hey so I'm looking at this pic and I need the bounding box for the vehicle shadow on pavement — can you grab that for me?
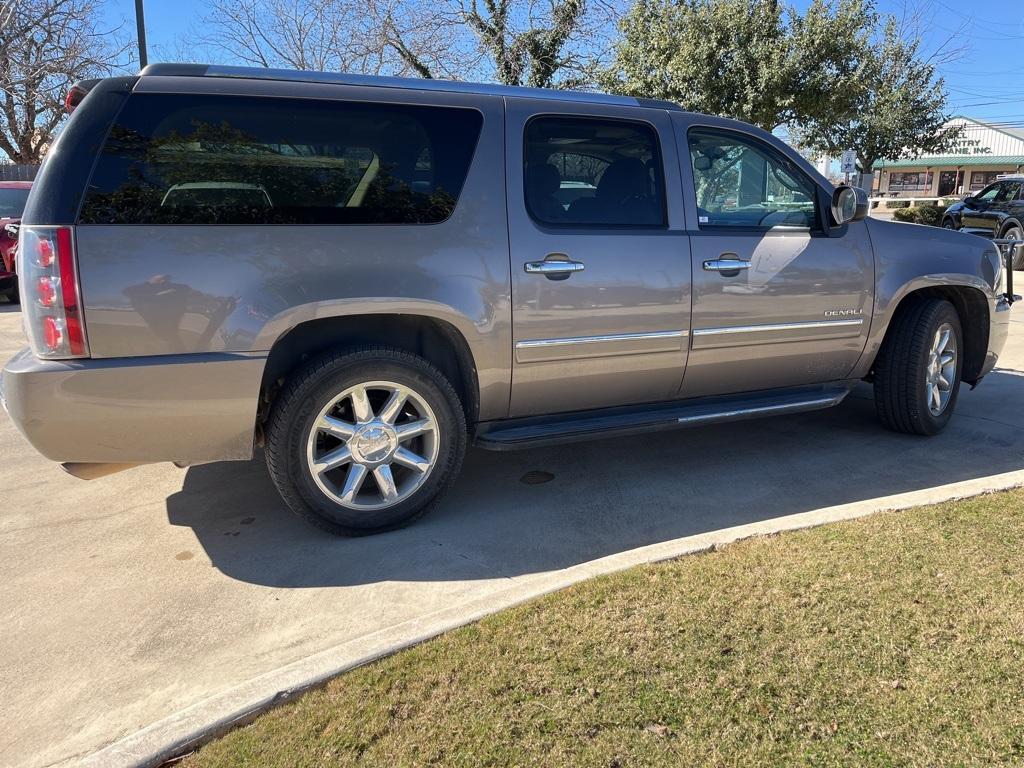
[166,375,1024,588]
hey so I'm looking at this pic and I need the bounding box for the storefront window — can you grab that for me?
[969,171,1002,191]
[888,171,933,192]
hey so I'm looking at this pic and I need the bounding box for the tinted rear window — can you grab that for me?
[524,116,666,228]
[0,188,30,218]
[79,94,483,225]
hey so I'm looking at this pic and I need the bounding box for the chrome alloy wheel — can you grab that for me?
[926,323,957,417]
[305,381,440,511]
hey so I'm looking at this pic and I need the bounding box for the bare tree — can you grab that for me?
[0,0,127,163]
[198,0,473,78]
[196,0,622,88]
[202,0,382,73]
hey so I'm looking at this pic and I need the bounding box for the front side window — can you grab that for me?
[688,129,817,229]
[974,183,1000,203]
[79,94,483,225]
[524,116,666,227]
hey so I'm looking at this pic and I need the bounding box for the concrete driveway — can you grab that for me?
[2,293,1024,768]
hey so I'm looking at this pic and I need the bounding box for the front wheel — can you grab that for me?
[942,218,957,230]
[873,298,963,436]
[1001,223,1024,269]
[265,348,467,535]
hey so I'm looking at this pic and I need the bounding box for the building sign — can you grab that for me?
[949,137,993,156]
[908,117,1024,161]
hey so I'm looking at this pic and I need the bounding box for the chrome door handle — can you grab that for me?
[525,259,585,277]
[703,258,751,272]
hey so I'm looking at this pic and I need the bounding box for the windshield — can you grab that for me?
[0,188,30,218]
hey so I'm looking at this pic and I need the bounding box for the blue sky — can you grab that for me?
[102,0,1024,129]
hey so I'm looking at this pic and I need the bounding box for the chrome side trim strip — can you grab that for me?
[676,395,842,424]
[516,329,689,349]
[692,319,863,337]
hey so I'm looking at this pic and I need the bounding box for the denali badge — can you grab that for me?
[824,309,863,317]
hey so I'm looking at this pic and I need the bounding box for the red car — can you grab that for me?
[0,180,31,302]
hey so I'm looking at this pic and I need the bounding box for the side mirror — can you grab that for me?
[831,185,869,226]
[963,196,976,206]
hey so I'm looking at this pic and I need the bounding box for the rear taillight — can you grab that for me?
[18,226,89,358]
[64,78,100,113]
[64,84,88,113]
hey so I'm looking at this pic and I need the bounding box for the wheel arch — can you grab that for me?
[257,313,480,442]
[998,217,1024,237]
[873,284,990,386]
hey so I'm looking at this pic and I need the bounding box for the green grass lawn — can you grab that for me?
[184,488,1024,767]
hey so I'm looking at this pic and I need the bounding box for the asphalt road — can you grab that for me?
[2,293,1023,768]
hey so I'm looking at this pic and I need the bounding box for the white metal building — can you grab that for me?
[872,116,1024,198]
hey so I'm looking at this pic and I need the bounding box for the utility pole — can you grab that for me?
[135,0,148,69]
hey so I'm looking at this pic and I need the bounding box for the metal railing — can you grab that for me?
[868,196,958,208]
[993,239,1022,305]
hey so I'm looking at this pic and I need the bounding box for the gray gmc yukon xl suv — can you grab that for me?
[1,64,1014,535]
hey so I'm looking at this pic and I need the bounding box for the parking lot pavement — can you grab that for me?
[2,293,1023,768]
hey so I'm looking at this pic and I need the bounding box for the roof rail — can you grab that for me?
[138,63,682,111]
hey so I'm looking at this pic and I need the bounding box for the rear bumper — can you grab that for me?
[1,348,265,464]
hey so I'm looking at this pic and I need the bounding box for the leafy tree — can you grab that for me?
[603,0,871,131]
[792,17,961,175]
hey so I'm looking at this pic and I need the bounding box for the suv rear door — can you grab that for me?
[505,98,691,416]
[674,115,873,398]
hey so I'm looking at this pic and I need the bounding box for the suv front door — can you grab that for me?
[675,118,873,398]
[979,181,1021,237]
[505,99,691,416]
[960,182,1003,235]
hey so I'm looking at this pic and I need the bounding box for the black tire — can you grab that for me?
[265,347,467,536]
[942,217,956,230]
[873,297,963,436]
[1000,221,1024,270]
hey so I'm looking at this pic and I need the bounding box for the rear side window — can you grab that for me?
[79,94,483,225]
[524,116,666,228]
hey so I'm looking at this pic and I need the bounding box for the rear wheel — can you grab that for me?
[873,298,962,436]
[266,348,467,535]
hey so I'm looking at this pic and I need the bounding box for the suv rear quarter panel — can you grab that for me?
[73,77,512,421]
